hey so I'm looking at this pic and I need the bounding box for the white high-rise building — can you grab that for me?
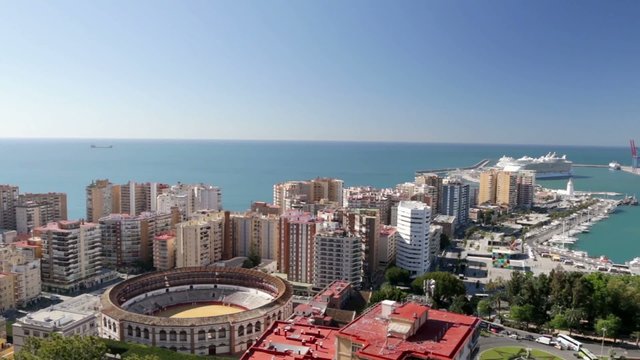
[395,201,432,277]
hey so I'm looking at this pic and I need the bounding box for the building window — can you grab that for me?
[246,324,253,335]
[180,331,187,341]
[159,330,167,341]
[127,326,133,336]
[237,325,244,337]
[218,328,226,338]
[135,327,141,338]
[143,328,150,339]
[24,330,30,336]
[198,330,205,340]
[170,330,177,341]
[208,329,215,339]
[255,321,261,332]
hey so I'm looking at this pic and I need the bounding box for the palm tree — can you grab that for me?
[565,308,585,335]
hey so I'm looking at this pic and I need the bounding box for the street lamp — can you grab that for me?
[600,327,607,358]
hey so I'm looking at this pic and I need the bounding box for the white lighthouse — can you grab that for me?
[566,178,575,197]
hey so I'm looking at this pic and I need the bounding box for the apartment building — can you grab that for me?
[18,192,67,223]
[35,220,102,293]
[343,209,380,281]
[153,232,176,271]
[273,178,343,214]
[99,212,173,269]
[279,211,317,284]
[440,178,470,228]
[86,179,121,222]
[377,226,397,270]
[0,244,41,307]
[156,183,222,217]
[313,228,363,289]
[232,212,280,261]
[175,211,225,268]
[0,185,19,230]
[478,169,534,210]
[343,186,395,225]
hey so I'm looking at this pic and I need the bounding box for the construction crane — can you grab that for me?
[631,139,639,170]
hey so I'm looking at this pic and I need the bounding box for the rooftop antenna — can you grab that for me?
[423,279,436,306]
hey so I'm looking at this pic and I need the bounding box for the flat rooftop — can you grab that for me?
[337,302,479,360]
[15,294,100,330]
[315,280,350,302]
[241,321,339,360]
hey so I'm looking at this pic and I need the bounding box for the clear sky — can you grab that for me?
[1,1,639,145]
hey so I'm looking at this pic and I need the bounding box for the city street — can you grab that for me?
[477,323,640,360]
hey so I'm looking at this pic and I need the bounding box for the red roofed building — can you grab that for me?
[241,321,340,360]
[335,300,480,360]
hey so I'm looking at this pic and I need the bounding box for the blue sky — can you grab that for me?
[1,1,639,145]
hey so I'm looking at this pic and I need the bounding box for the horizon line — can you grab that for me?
[0,136,628,149]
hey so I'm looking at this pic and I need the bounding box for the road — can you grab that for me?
[524,200,619,269]
[477,323,640,359]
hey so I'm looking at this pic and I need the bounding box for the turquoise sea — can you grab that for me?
[0,139,638,262]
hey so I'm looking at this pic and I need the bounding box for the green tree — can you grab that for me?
[369,285,407,304]
[385,267,411,286]
[510,304,535,328]
[15,334,107,360]
[411,272,466,309]
[242,259,255,268]
[449,295,472,315]
[477,299,493,317]
[595,314,622,341]
[549,313,569,330]
[124,355,161,360]
[564,308,585,335]
[248,249,261,267]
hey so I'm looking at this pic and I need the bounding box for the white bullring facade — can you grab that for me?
[100,267,293,356]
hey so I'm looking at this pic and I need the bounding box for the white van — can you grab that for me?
[535,336,552,345]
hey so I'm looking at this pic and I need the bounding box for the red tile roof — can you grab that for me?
[241,321,340,360]
[337,302,479,360]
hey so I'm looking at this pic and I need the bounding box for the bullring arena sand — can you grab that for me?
[155,303,245,318]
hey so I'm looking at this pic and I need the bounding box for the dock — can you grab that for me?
[573,164,609,168]
[416,159,490,175]
[575,164,640,177]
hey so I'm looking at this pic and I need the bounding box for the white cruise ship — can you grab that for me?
[495,152,573,179]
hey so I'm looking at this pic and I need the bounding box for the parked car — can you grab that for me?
[508,333,519,340]
[522,334,535,341]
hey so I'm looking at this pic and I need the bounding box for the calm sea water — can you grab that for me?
[0,139,638,262]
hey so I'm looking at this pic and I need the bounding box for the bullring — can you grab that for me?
[100,267,293,355]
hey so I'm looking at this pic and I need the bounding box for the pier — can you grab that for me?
[573,164,609,168]
[416,159,490,175]
[574,163,640,177]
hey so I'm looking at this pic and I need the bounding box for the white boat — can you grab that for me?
[495,152,573,179]
[609,161,621,170]
[627,257,640,268]
[549,235,577,244]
